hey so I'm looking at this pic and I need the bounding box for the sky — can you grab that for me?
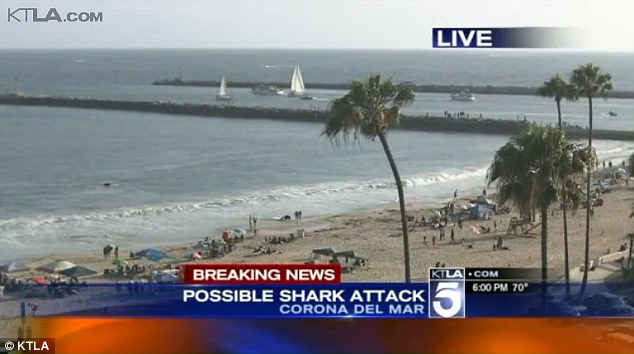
[1,0,633,50]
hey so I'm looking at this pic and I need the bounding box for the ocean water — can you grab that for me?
[0,50,633,260]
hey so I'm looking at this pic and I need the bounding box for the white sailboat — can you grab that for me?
[288,65,312,99]
[216,76,232,101]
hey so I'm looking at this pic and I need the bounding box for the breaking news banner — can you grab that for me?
[41,264,599,319]
[431,27,581,48]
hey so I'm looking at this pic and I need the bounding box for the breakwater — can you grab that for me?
[153,79,634,99]
[2,94,634,141]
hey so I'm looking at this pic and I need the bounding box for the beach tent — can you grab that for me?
[0,261,29,273]
[60,265,98,278]
[112,259,128,266]
[468,204,494,220]
[36,260,76,273]
[335,250,365,259]
[312,248,337,257]
[151,270,180,283]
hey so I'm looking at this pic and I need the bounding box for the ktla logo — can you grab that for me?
[428,267,465,318]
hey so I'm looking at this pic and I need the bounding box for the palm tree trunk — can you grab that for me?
[627,237,634,276]
[541,205,549,302]
[555,99,561,129]
[557,99,569,297]
[580,97,593,299]
[541,205,548,281]
[563,202,570,297]
[378,132,411,282]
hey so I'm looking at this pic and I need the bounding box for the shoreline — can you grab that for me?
[3,184,633,284]
[2,94,634,141]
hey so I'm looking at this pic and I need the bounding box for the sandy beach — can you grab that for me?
[3,182,632,284]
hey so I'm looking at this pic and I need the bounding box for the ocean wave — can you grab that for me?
[0,167,487,232]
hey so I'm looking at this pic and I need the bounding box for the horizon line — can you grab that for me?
[1,47,634,53]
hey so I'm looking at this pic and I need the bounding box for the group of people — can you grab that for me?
[104,263,148,279]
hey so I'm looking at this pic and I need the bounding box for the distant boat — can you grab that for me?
[451,91,476,102]
[288,65,312,99]
[252,84,285,96]
[608,111,618,117]
[216,76,232,101]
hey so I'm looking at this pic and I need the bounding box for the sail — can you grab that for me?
[290,65,305,94]
[219,77,227,96]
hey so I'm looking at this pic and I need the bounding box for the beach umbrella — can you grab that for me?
[144,249,173,262]
[30,276,49,285]
[36,260,76,273]
[60,265,98,278]
[134,248,153,257]
[0,261,30,273]
[112,259,128,266]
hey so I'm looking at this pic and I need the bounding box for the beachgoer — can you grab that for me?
[298,211,302,222]
[454,189,458,199]
[482,188,487,196]
[450,228,455,243]
[253,216,258,228]
[439,227,445,241]
[493,219,497,230]
[114,247,119,259]
[249,215,253,229]
[432,235,436,248]
[294,211,298,221]
[423,236,429,248]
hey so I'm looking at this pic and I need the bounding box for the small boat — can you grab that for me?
[216,76,232,101]
[251,84,285,96]
[608,111,617,117]
[450,91,476,102]
[288,65,312,99]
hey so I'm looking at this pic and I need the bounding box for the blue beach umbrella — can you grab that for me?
[145,249,173,262]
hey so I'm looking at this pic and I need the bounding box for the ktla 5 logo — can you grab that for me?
[429,268,465,318]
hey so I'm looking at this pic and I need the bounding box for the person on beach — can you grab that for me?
[432,235,436,248]
[450,228,455,243]
[482,188,487,196]
[114,246,119,259]
[454,189,458,200]
[253,216,258,229]
[439,227,445,241]
[423,236,429,248]
[249,215,253,229]
[298,211,302,222]
[294,211,299,222]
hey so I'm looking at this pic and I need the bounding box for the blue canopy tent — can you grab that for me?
[469,204,494,220]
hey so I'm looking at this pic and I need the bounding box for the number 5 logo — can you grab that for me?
[432,282,463,318]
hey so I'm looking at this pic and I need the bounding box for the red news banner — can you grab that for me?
[181,263,341,284]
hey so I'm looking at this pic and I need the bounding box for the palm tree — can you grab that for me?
[570,63,613,299]
[321,74,415,282]
[488,124,584,285]
[538,74,578,128]
[539,74,579,298]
